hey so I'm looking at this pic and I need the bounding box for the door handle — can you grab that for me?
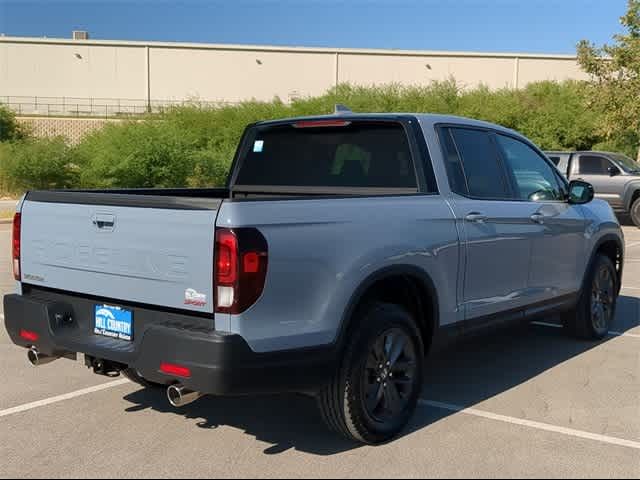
[465,212,488,223]
[92,213,116,230]
[530,213,545,224]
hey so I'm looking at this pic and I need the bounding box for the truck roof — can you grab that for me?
[256,112,522,137]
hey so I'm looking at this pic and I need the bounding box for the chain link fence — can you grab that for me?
[0,96,238,118]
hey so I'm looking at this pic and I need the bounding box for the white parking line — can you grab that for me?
[625,241,640,249]
[0,379,130,419]
[420,400,640,451]
[0,318,637,453]
[0,358,637,454]
[531,321,640,339]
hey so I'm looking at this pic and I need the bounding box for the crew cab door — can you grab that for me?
[494,134,588,301]
[438,126,541,321]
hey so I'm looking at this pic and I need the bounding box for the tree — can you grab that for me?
[578,0,640,159]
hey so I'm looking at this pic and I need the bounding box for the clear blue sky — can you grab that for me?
[0,0,628,54]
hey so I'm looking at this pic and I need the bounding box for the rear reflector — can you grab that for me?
[19,329,39,342]
[12,212,21,281]
[243,252,260,273]
[160,362,191,379]
[294,120,351,128]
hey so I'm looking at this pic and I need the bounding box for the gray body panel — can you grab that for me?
[15,114,624,355]
[445,197,587,319]
[216,195,460,352]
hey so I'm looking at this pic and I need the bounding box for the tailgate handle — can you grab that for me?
[92,214,116,230]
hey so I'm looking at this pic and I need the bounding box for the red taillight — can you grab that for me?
[19,329,38,342]
[294,120,351,128]
[216,230,238,284]
[12,212,21,281]
[160,362,191,379]
[214,228,268,314]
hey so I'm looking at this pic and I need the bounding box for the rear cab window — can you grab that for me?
[233,119,432,194]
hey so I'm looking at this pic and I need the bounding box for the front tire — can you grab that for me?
[630,197,640,228]
[564,254,618,340]
[318,302,424,445]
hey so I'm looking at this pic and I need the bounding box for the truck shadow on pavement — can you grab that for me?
[121,296,638,456]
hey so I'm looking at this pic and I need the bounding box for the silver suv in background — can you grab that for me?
[5,113,625,445]
[547,151,640,226]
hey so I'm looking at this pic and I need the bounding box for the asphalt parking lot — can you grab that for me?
[0,222,638,478]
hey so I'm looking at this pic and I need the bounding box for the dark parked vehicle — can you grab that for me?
[546,151,640,226]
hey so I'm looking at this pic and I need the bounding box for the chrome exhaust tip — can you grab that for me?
[27,347,58,367]
[167,384,203,408]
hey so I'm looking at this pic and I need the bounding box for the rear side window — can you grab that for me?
[235,122,418,190]
[578,156,611,175]
[443,127,510,199]
[437,128,468,195]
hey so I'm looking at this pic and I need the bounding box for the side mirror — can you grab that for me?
[568,180,595,205]
[608,165,621,177]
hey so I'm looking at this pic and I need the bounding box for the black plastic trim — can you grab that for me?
[3,292,337,396]
[583,234,625,293]
[25,190,225,210]
[438,292,580,340]
[335,264,440,352]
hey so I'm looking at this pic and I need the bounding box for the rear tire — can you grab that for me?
[317,302,424,445]
[563,254,618,340]
[121,368,163,389]
[630,196,640,228]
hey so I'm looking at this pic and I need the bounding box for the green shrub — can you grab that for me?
[1,80,627,193]
[71,81,611,189]
[75,101,295,188]
[0,106,26,142]
[76,120,193,188]
[0,137,79,194]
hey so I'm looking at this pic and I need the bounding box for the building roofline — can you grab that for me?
[0,35,580,60]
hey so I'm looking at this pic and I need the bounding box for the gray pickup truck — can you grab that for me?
[547,151,640,226]
[4,112,624,445]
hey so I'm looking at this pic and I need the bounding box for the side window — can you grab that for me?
[578,156,611,175]
[437,128,468,195]
[447,128,510,199]
[496,135,564,201]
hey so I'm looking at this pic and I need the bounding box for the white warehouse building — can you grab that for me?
[0,35,589,116]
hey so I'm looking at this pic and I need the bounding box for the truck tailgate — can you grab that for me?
[20,194,221,314]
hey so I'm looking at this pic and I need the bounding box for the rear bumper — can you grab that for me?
[3,291,336,396]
